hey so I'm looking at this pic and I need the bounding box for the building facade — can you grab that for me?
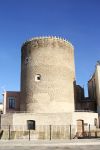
[3,91,20,114]
[88,61,100,113]
[0,102,3,114]
[1,36,100,139]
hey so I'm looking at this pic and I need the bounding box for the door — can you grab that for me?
[77,119,84,134]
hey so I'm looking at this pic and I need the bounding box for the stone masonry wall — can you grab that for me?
[20,37,75,113]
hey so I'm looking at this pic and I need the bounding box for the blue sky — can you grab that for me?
[0,0,100,101]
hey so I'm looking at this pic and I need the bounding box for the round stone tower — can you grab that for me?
[20,36,75,113]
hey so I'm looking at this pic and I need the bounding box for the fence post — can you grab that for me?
[69,125,71,140]
[89,124,91,138]
[8,125,10,140]
[29,129,30,141]
[50,125,51,140]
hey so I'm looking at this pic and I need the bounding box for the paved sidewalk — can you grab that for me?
[0,139,100,146]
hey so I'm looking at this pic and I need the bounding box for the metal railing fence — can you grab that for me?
[0,124,100,140]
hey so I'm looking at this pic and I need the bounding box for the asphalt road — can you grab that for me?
[0,145,100,150]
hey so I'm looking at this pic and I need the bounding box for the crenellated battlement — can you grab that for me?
[22,36,74,49]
